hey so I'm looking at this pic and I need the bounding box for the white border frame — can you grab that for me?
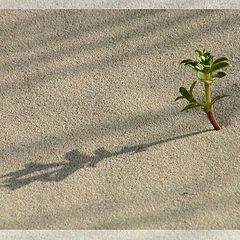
[0,0,239,9]
[1,230,240,240]
[0,1,239,237]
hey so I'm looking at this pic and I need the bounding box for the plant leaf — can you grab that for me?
[195,49,202,56]
[181,103,202,112]
[213,57,228,65]
[179,87,192,101]
[212,93,230,105]
[175,96,185,101]
[189,81,197,94]
[213,71,226,78]
[186,61,198,67]
[195,63,204,71]
[210,61,229,72]
[180,59,198,68]
[180,59,193,64]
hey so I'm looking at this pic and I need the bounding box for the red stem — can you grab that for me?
[207,111,221,130]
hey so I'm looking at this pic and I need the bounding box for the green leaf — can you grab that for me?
[179,87,192,101]
[210,61,229,72]
[213,57,228,65]
[180,59,193,64]
[175,96,185,101]
[203,51,211,57]
[181,103,202,112]
[195,49,202,56]
[180,59,198,68]
[213,71,226,78]
[212,93,230,105]
[200,56,205,61]
[186,61,198,67]
[195,63,204,71]
[209,56,214,65]
[189,81,197,94]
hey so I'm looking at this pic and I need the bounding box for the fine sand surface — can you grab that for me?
[0,10,240,229]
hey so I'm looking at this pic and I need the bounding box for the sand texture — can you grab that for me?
[0,10,240,229]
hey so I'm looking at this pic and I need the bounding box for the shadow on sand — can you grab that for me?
[0,129,212,190]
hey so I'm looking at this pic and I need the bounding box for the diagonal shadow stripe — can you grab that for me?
[0,10,239,96]
[0,10,210,69]
[0,10,159,51]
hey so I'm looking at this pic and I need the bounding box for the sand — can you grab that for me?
[0,10,240,229]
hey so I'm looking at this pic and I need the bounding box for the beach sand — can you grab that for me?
[0,10,239,229]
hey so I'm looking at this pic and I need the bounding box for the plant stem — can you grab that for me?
[204,82,211,111]
[204,82,221,130]
[207,111,221,130]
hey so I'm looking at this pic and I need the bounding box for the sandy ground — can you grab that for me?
[0,10,240,229]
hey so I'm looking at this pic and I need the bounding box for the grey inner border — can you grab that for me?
[0,0,239,9]
[1,230,240,240]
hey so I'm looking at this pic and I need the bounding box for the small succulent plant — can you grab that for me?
[175,49,230,130]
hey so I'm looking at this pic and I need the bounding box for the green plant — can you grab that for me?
[175,49,230,130]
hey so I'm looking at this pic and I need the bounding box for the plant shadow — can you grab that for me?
[0,129,212,190]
